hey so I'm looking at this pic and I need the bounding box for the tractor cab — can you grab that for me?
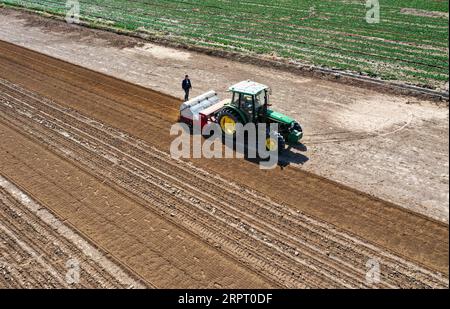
[228,80,269,123]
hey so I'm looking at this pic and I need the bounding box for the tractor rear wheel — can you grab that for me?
[217,109,241,136]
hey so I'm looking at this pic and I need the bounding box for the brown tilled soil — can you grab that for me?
[0,40,448,288]
[0,175,147,288]
[1,7,448,223]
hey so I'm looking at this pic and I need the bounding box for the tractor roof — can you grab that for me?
[228,80,268,95]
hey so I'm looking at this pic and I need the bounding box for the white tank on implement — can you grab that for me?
[180,90,220,121]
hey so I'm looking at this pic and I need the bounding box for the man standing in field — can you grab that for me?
[182,75,192,101]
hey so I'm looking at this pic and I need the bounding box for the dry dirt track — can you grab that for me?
[0,40,448,288]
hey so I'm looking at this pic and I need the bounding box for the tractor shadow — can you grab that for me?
[221,137,309,170]
[277,143,309,169]
[288,142,308,152]
[184,125,309,170]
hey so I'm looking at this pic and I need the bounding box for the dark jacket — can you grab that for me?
[182,79,192,90]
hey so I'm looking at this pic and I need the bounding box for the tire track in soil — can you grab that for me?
[1,41,448,286]
[0,106,273,287]
[0,94,314,288]
[0,79,447,288]
[0,87,422,288]
[0,218,68,288]
[0,229,54,288]
[0,181,145,288]
[0,41,447,276]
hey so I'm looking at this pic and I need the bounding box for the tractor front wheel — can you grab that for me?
[265,134,285,153]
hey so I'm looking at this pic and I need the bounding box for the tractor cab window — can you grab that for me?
[240,94,254,119]
[240,94,253,109]
[231,92,240,106]
[255,91,266,111]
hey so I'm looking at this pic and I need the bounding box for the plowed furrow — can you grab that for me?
[0,81,442,286]
[0,43,180,116]
[0,187,127,288]
[0,217,68,288]
[0,205,79,288]
[0,86,356,288]
[0,55,172,133]
[1,93,372,287]
[2,78,447,288]
[0,50,445,248]
[0,114,315,288]
[0,102,387,287]
[0,79,446,288]
[49,110,443,287]
[0,232,42,288]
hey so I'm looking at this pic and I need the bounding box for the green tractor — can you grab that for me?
[217,81,302,152]
[179,80,303,153]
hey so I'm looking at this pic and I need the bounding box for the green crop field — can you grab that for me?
[2,0,448,90]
